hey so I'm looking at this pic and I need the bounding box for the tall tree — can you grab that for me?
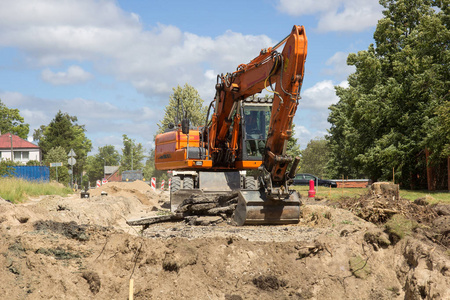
[0,99,29,139]
[286,123,301,159]
[300,137,330,178]
[143,148,168,181]
[327,0,449,187]
[37,111,92,179]
[120,134,144,171]
[157,84,208,133]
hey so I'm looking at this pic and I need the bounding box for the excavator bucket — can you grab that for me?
[234,190,301,226]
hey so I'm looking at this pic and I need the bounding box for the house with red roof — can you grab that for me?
[0,133,41,164]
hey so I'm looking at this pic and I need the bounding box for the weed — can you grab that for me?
[341,220,353,225]
[0,178,72,203]
[36,247,82,260]
[323,211,332,219]
[385,214,417,242]
[349,255,371,279]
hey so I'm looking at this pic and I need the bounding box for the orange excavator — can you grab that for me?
[155,25,308,225]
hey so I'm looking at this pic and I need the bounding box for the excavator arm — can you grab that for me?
[209,25,307,184]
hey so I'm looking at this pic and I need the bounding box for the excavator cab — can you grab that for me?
[241,102,271,159]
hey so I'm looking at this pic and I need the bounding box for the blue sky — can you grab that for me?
[0,0,384,154]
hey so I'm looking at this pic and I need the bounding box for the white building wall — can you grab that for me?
[0,149,41,163]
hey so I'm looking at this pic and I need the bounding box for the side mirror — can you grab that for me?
[181,119,190,134]
[168,123,175,130]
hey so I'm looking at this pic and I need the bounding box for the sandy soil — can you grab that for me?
[0,180,449,299]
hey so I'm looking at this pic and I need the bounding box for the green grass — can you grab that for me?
[398,190,450,204]
[291,185,367,200]
[291,185,450,204]
[385,214,418,240]
[0,178,73,203]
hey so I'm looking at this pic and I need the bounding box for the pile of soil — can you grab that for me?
[0,183,448,299]
[89,180,162,206]
[338,189,449,248]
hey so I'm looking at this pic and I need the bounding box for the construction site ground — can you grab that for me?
[0,180,449,299]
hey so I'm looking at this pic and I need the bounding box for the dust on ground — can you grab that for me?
[0,180,449,299]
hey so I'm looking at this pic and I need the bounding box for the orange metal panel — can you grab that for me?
[235,161,263,169]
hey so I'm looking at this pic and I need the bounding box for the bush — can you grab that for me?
[0,160,20,177]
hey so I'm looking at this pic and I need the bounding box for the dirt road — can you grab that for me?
[0,181,448,299]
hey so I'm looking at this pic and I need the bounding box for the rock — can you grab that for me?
[364,229,391,248]
[193,216,223,226]
[82,271,101,295]
[162,245,197,272]
[252,275,287,291]
[432,216,450,234]
[413,197,429,206]
[433,204,450,216]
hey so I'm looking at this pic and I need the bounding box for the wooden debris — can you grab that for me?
[127,192,240,228]
[126,214,183,226]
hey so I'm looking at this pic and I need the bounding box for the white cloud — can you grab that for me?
[292,124,328,149]
[293,80,349,148]
[41,65,93,85]
[299,80,340,110]
[0,0,274,100]
[0,91,162,152]
[323,52,355,80]
[277,0,383,32]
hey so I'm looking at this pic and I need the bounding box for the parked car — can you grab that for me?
[291,173,337,188]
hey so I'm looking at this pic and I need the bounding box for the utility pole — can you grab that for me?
[9,134,13,161]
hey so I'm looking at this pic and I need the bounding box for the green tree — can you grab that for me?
[44,146,70,184]
[300,137,330,178]
[120,134,144,172]
[143,148,168,181]
[327,0,449,187]
[0,160,20,177]
[37,111,92,180]
[157,84,208,133]
[0,99,29,139]
[286,123,301,159]
[85,145,121,185]
[425,100,450,160]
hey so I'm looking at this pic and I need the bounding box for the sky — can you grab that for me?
[0,0,384,155]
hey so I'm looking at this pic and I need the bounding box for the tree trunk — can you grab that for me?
[425,148,436,191]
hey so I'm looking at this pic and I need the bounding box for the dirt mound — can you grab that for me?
[0,183,449,299]
[89,180,161,206]
[338,193,439,225]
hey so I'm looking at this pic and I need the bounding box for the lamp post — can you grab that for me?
[9,134,13,161]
